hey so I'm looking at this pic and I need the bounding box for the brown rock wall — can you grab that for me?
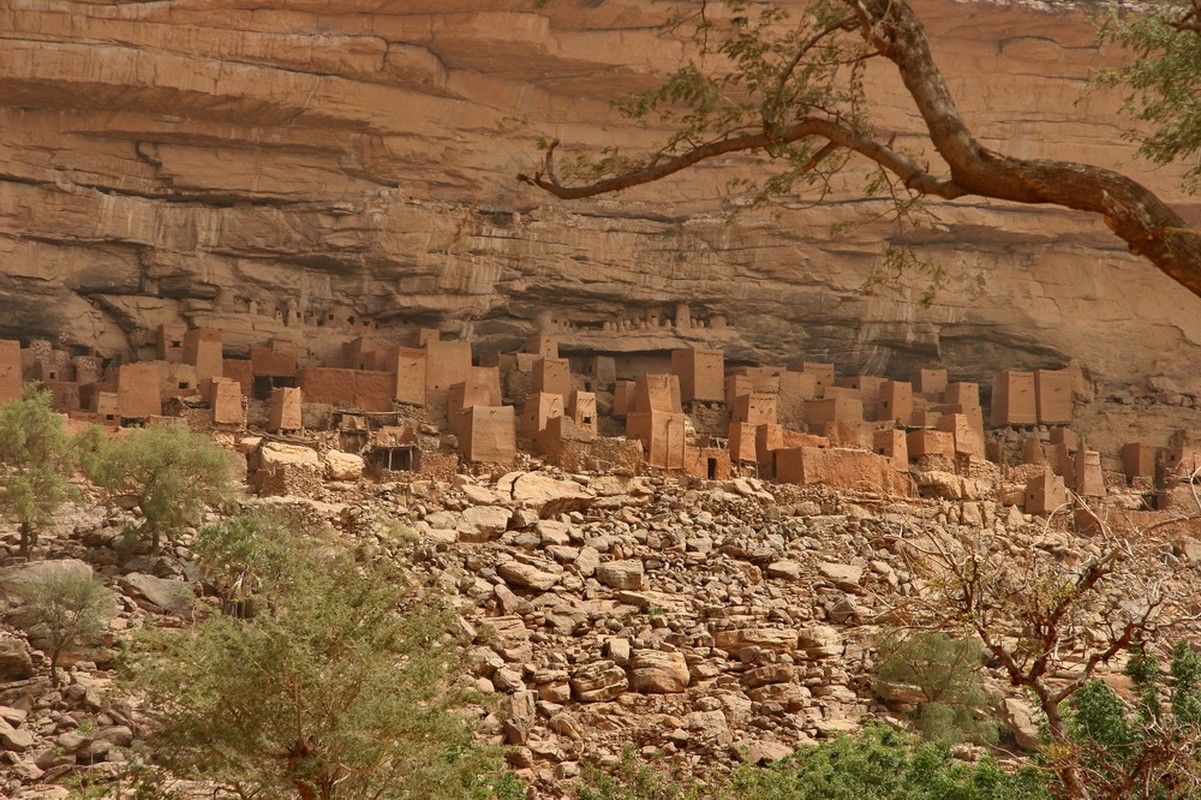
[0,0,1199,392]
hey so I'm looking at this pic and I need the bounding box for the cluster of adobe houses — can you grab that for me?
[1,323,1198,521]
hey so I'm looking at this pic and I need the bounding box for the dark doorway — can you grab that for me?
[369,446,415,472]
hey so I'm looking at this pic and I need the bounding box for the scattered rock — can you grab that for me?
[766,560,802,580]
[713,628,797,656]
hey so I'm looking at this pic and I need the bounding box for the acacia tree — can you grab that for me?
[89,423,235,553]
[0,387,82,555]
[134,531,516,800]
[12,569,117,687]
[901,525,1198,800]
[1100,0,1201,193]
[519,0,1201,297]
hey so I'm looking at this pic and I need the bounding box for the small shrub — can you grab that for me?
[133,528,515,799]
[193,511,295,616]
[874,631,998,745]
[12,569,117,687]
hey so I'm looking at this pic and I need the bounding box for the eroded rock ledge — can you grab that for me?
[0,0,1199,389]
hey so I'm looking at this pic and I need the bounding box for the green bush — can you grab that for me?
[133,528,517,799]
[89,423,236,552]
[12,569,117,687]
[570,726,1048,800]
[0,387,91,555]
[725,725,1048,800]
[193,510,296,616]
[874,631,998,745]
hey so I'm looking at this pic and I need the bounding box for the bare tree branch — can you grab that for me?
[518,0,1201,299]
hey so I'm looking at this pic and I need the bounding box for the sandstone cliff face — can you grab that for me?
[1,0,1199,390]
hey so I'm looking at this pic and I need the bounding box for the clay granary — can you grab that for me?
[0,321,1193,524]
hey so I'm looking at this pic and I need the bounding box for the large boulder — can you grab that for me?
[258,442,321,469]
[817,561,863,591]
[118,573,194,617]
[570,660,628,702]
[503,472,595,517]
[797,624,843,659]
[712,628,797,656]
[0,724,35,753]
[629,650,689,693]
[457,505,512,542]
[496,560,561,592]
[324,450,364,480]
[0,559,93,600]
[1002,697,1041,750]
[0,638,33,681]
[596,559,644,591]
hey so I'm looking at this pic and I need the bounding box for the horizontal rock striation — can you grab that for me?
[0,0,1199,388]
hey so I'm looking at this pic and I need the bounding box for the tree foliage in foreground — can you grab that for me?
[1099,1,1201,192]
[1054,641,1201,800]
[902,525,1197,800]
[132,525,518,800]
[519,0,1201,297]
[88,423,236,552]
[0,387,87,555]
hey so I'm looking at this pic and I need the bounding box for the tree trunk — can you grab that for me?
[48,644,61,689]
[18,520,34,557]
[862,0,1201,297]
[1038,682,1092,800]
[520,0,1201,298]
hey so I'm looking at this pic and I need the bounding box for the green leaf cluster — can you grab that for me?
[873,632,998,746]
[193,510,296,615]
[133,521,517,800]
[1098,3,1201,192]
[1062,641,1201,799]
[88,423,236,552]
[581,0,869,202]
[0,386,92,554]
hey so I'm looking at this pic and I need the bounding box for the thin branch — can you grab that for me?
[517,120,963,200]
